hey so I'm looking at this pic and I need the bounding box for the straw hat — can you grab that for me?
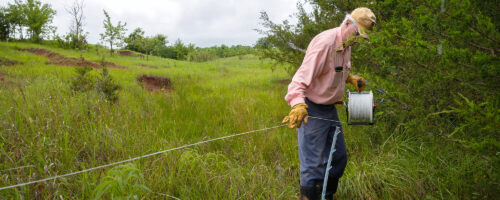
[351,7,376,38]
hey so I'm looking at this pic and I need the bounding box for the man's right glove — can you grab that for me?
[346,74,366,92]
[282,103,308,129]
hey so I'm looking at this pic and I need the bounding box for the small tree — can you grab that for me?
[66,0,87,49]
[96,67,121,102]
[100,10,126,55]
[173,39,195,60]
[124,27,145,52]
[22,0,56,42]
[143,34,167,60]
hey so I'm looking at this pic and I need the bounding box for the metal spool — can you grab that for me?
[345,89,375,125]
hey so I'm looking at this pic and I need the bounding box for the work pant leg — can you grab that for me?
[323,126,347,196]
[298,99,348,187]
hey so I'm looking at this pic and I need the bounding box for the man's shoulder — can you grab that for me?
[309,27,340,49]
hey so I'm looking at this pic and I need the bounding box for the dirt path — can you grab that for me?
[0,58,22,66]
[21,48,127,69]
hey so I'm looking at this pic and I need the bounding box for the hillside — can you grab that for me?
[0,41,498,199]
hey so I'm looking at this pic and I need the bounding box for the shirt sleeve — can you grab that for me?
[285,44,331,107]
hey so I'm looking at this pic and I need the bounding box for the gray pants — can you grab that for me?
[298,98,347,187]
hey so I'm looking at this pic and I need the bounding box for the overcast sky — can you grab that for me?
[2,0,303,47]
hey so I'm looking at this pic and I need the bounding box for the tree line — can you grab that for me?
[122,27,254,61]
[0,0,254,62]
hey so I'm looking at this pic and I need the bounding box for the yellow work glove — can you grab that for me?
[346,74,366,92]
[282,103,309,129]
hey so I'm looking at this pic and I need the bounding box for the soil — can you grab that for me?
[21,48,126,69]
[137,75,173,92]
[118,50,143,58]
[0,58,22,66]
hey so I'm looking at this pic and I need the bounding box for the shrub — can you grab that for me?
[187,49,218,62]
[70,66,94,92]
[95,67,121,102]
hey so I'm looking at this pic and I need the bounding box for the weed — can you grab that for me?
[93,163,150,199]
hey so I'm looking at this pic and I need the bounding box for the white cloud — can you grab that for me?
[3,0,300,47]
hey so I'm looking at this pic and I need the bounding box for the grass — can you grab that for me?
[0,41,497,199]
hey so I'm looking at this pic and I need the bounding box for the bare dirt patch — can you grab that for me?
[137,75,173,92]
[0,58,22,66]
[21,48,126,69]
[118,50,143,58]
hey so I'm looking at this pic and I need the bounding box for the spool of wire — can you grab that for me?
[346,90,375,125]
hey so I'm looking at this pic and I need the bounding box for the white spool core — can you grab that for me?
[347,90,374,124]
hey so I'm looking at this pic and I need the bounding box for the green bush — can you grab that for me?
[187,49,219,62]
[70,66,94,92]
[96,67,121,103]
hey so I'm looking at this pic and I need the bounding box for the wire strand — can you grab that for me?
[308,116,345,124]
[0,124,287,191]
[0,116,345,191]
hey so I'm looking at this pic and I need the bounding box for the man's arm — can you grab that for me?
[285,46,331,106]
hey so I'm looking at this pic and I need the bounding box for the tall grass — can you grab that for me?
[0,41,497,199]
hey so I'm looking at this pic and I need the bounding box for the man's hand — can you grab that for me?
[282,103,309,129]
[347,74,366,92]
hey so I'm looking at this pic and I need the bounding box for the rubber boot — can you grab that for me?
[299,185,322,200]
[324,177,339,200]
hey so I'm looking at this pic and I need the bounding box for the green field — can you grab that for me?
[0,41,497,199]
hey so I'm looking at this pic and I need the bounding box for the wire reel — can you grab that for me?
[345,89,375,125]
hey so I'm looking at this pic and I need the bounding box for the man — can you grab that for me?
[282,7,376,200]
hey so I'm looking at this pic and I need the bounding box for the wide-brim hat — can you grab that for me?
[351,7,376,38]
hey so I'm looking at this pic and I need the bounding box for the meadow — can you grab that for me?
[0,41,497,199]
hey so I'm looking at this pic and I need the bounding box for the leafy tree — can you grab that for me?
[258,1,499,197]
[254,37,272,49]
[124,29,168,60]
[172,39,195,60]
[6,0,27,39]
[156,45,177,59]
[100,10,127,54]
[143,34,167,60]
[21,0,56,42]
[124,27,145,52]
[0,7,10,40]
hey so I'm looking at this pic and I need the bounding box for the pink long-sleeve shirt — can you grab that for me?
[285,27,351,107]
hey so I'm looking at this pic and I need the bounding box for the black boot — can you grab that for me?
[324,177,339,200]
[299,185,322,200]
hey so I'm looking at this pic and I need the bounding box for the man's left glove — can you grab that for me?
[282,103,309,129]
[346,74,366,92]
